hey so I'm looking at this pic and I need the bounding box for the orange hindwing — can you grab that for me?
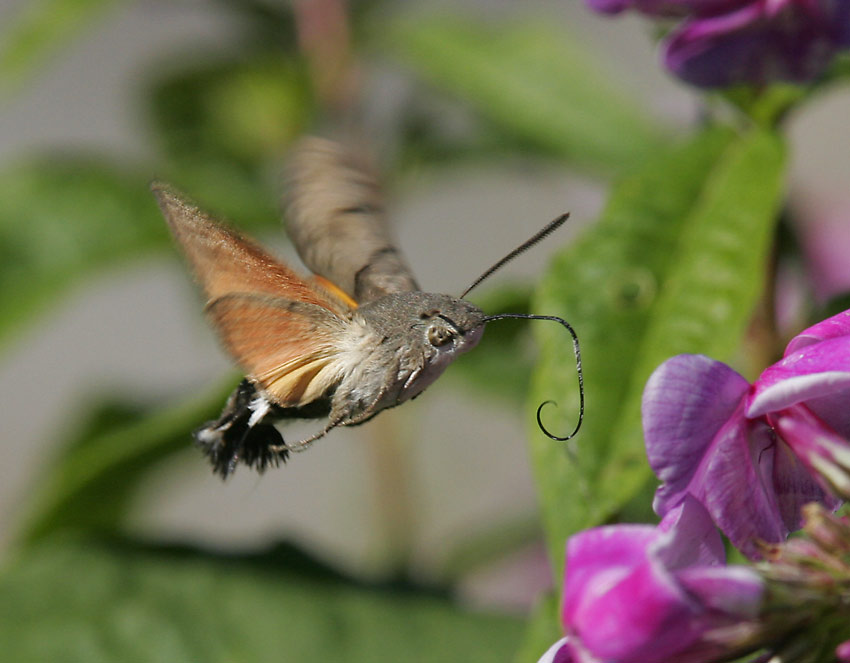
[154,184,355,407]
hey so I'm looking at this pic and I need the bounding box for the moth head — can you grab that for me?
[358,292,485,355]
[417,295,487,356]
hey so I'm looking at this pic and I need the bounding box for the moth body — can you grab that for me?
[154,135,497,478]
[189,291,485,477]
[155,136,581,477]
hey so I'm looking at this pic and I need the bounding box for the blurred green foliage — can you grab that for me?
[0,538,524,662]
[0,0,795,661]
[379,15,666,173]
[0,0,121,95]
[19,377,240,545]
[0,158,165,349]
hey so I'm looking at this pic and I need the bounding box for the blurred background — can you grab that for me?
[1,0,849,660]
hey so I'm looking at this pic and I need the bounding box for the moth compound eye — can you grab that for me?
[428,324,454,347]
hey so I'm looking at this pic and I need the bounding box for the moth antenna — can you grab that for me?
[482,313,583,441]
[460,213,570,299]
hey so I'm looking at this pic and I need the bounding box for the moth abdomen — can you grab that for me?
[195,379,333,478]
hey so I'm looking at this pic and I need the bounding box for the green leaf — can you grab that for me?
[529,126,787,575]
[0,158,166,349]
[375,15,667,173]
[20,378,238,543]
[0,0,121,95]
[0,538,525,662]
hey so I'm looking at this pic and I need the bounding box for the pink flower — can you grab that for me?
[642,310,850,559]
[538,498,763,663]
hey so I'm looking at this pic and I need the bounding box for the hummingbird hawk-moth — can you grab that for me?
[153,137,582,478]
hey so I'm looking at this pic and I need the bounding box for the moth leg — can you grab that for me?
[271,381,393,455]
[268,420,338,454]
[264,372,395,455]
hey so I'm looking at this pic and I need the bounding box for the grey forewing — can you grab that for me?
[283,136,419,304]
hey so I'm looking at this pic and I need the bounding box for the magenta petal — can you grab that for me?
[643,354,748,513]
[562,525,658,630]
[584,0,633,13]
[785,310,850,354]
[562,520,731,663]
[571,550,701,662]
[747,336,850,426]
[559,502,767,663]
[537,638,577,663]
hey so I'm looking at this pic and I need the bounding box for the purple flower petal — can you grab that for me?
[770,432,838,530]
[587,0,850,87]
[643,355,748,513]
[643,349,844,556]
[664,1,842,87]
[684,0,751,15]
[585,0,740,16]
[691,410,792,557]
[674,566,763,616]
[655,499,763,642]
[836,0,850,46]
[654,394,813,557]
[654,496,726,568]
[560,502,766,662]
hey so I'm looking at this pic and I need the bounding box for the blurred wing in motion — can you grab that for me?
[284,136,420,305]
[153,183,352,407]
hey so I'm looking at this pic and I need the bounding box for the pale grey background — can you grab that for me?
[1,0,848,609]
